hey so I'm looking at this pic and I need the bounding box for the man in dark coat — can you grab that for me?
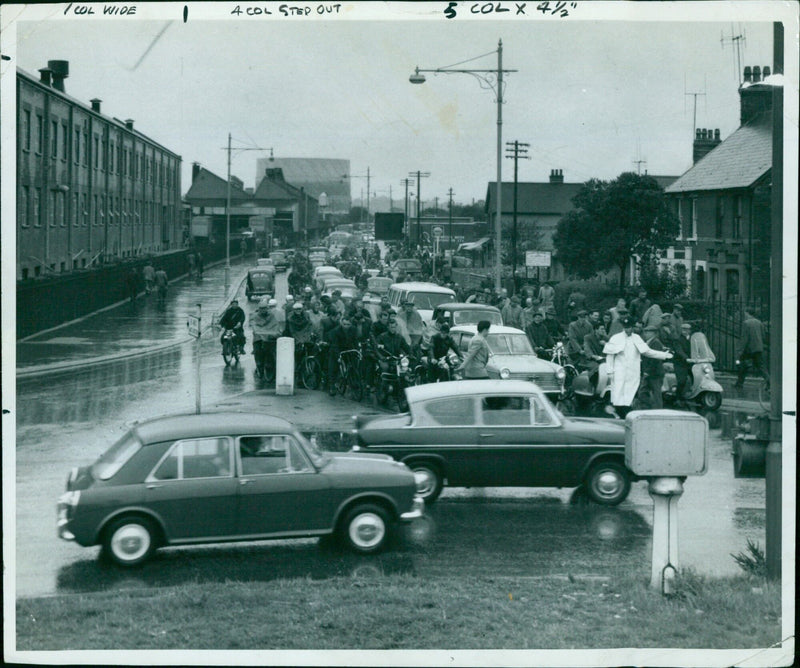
[641,325,666,409]
[735,310,769,388]
[525,311,554,354]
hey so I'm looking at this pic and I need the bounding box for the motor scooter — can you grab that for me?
[564,358,618,418]
[662,332,723,410]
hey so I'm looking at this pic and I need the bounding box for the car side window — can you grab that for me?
[531,395,557,426]
[152,437,232,480]
[481,396,532,426]
[239,435,311,476]
[423,397,475,426]
[458,333,472,353]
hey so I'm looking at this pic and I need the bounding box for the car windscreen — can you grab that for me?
[294,432,330,467]
[91,431,142,480]
[487,333,534,354]
[408,292,455,310]
[453,309,503,325]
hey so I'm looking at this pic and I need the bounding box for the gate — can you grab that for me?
[697,299,769,372]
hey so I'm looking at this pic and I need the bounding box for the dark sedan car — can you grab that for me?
[353,380,631,506]
[57,412,424,566]
[430,302,503,327]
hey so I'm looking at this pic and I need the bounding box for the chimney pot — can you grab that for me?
[695,128,702,139]
[90,98,102,113]
[47,59,69,92]
[763,65,771,78]
[752,66,761,83]
[743,66,752,83]
[38,67,52,86]
[125,119,134,130]
[714,129,720,141]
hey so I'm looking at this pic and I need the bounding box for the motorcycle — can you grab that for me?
[565,358,618,418]
[420,351,462,383]
[662,332,723,410]
[220,328,242,367]
[375,352,417,412]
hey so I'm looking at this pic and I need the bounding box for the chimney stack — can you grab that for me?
[48,60,69,92]
[90,98,102,113]
[38,67,52,86]
[549,168,564,184]
[739,64,773,125]
[266,167,285,182]
[125,119,134,130]
[693,127,722,163]
[192,162,201,182]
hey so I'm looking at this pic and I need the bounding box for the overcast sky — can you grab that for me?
[4,2,789,205]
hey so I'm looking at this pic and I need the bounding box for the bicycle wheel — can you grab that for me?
[222,339,234,366]
[301,357,322,390]
[347,364,364,402]
[334,361,347,395]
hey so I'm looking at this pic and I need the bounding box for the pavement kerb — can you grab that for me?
[16,270,249,379]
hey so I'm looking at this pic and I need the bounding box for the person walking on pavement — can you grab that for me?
[458,320,492,379]
[641,324,666,409]
[142,260,155,295]
[125,266,140,308]
[196,252,204,279]
[154,266,168,309]
[603,316,672,418]
[735,309,769,390]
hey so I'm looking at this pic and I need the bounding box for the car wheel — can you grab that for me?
[701,391,722,411]
[408,462,443,504]
[584,461,630,506]
[102,516,158,567]
[340,504,391,554]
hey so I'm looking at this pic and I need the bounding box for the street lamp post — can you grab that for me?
[410,39,516,291]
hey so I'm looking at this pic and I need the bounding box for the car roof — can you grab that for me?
[131,412,295,445]
[393,258,421,265]
[405,379,544,404]
[314,265,340,274]
[450,324,526,335]
[389,282,456,294]
[434,302,501,313]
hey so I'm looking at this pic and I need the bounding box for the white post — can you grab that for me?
[648,477,684,593]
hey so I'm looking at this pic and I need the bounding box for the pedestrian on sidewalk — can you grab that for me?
[142,260,155,295]
[196,252,204,278]
[735,309,769,390]
[125,266,140,307]
[154,266,168,308]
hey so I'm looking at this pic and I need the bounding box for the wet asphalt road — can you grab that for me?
[14,275,767,598]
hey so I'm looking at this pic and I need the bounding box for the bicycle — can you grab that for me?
[297,339,328,390]
[221,329,241,367]
[335,348,364,402]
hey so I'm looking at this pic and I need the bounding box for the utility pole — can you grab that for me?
[684,75,707,136]
[632,140,647,175]
[505,140,529,295]
[448,188,454,255]
[409,170,430,247]
[366,166,371,224]
[400,178,414,243]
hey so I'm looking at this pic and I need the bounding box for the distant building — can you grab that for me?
[664,64,775,304]
[255,157,350,215]
[16,60,183,280]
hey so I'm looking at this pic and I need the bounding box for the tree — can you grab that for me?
[552,173,680,288]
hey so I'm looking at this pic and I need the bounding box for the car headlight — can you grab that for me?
[58,490,81,507]
[555,367,566,380]
[500,367,511,380]
[400,357,410,370]
[702,364,711,375]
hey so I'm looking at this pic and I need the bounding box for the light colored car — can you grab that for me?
[387,282,456,322]
[313,266,344,290]
[449,324,567,401]
[57,412,424,566]
[353,379,631,505]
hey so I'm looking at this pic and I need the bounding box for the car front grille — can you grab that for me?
[509,372,561,392]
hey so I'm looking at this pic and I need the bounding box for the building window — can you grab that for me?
[715,197,724,239]
[93,136,99,168]
[726,269,740,299]
[51,120,58,158]
[57,191,65,227]
[118,145,123,175]
[19,186,29,227]
[35,114,43,154]
[695,267,706,299]
[710,267,719,300]
[62,123,68,160]
[72,193,78,226]
[75,129,81,164]
[49,191,56,227]
[81,193,88,226]
[33,188,41,227]
[83,132,89,166]
[673,248,686,260]
[690,199,698,239]
[22,109,31,151]
[733,195,742,239]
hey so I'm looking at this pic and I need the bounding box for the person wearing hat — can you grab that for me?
[251,297,282,379]
[567,309,593,360]
[219,297,247,354]
[641,324,666,409]
[285,301,314,344]
[396,299,424,351]
[501,294,524,329]
[607,303,629,337]
[603,315,672,418]
[330,289,346,316]
[543,305,564,341]
[458,320,492,379]
[582,321,607,387]
[525,310,554,355]
[320,306,341,344]
[306,298,324,339]
[669,303,685,341]
[672,320,693,404]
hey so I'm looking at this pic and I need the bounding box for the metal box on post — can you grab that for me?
[625,410,708,477]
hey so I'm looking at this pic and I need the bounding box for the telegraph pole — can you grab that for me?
[448,188,454,254]
[409,170,430,247]
[505,140,529,295]
[401,178,414,243]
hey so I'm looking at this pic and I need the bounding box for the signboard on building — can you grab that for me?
[525,251,551,267]
[374,213,405,240]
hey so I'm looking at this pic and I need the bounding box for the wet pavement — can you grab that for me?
[12,261,772,598]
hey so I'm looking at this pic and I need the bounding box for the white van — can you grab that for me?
[387,282,456,322]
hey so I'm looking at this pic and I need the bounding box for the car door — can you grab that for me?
[144,437,239,541]
[476,393,569,486]
[235,435,331,537]
[403,396,483,485]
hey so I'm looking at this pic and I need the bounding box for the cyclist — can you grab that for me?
[219,298,246,354]
[327,314,358,396]
[251,297,282,378]
[428,323,462,381]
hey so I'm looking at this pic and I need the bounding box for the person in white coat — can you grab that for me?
[603,316,672,418]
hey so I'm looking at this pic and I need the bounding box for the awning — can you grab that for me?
[458,237,491,251]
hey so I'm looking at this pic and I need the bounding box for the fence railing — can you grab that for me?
[696,298,769,372]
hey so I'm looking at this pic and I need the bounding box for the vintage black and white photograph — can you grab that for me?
[1,1,796,665]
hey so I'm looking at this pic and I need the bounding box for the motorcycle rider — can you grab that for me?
[396,300,424,351]
[428,323,463,381]
[375,318,411,373]
[219,298,246,354]
[251,297,282,378]
[525,311,554,356]
[581,321,607,391]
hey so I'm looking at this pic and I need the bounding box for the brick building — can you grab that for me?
[663,65,775,304]
[16,60,183,281]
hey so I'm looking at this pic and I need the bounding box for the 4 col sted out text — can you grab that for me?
[230,4,342,16]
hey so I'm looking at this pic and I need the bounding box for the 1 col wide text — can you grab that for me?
[63,3,138,15]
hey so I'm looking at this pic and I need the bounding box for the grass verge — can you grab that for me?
[16,570,781,650]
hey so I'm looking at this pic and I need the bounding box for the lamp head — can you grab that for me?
[409,68,426,84]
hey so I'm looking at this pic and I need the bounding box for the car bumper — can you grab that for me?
[56,504,75,541]
[400,496,425,521]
